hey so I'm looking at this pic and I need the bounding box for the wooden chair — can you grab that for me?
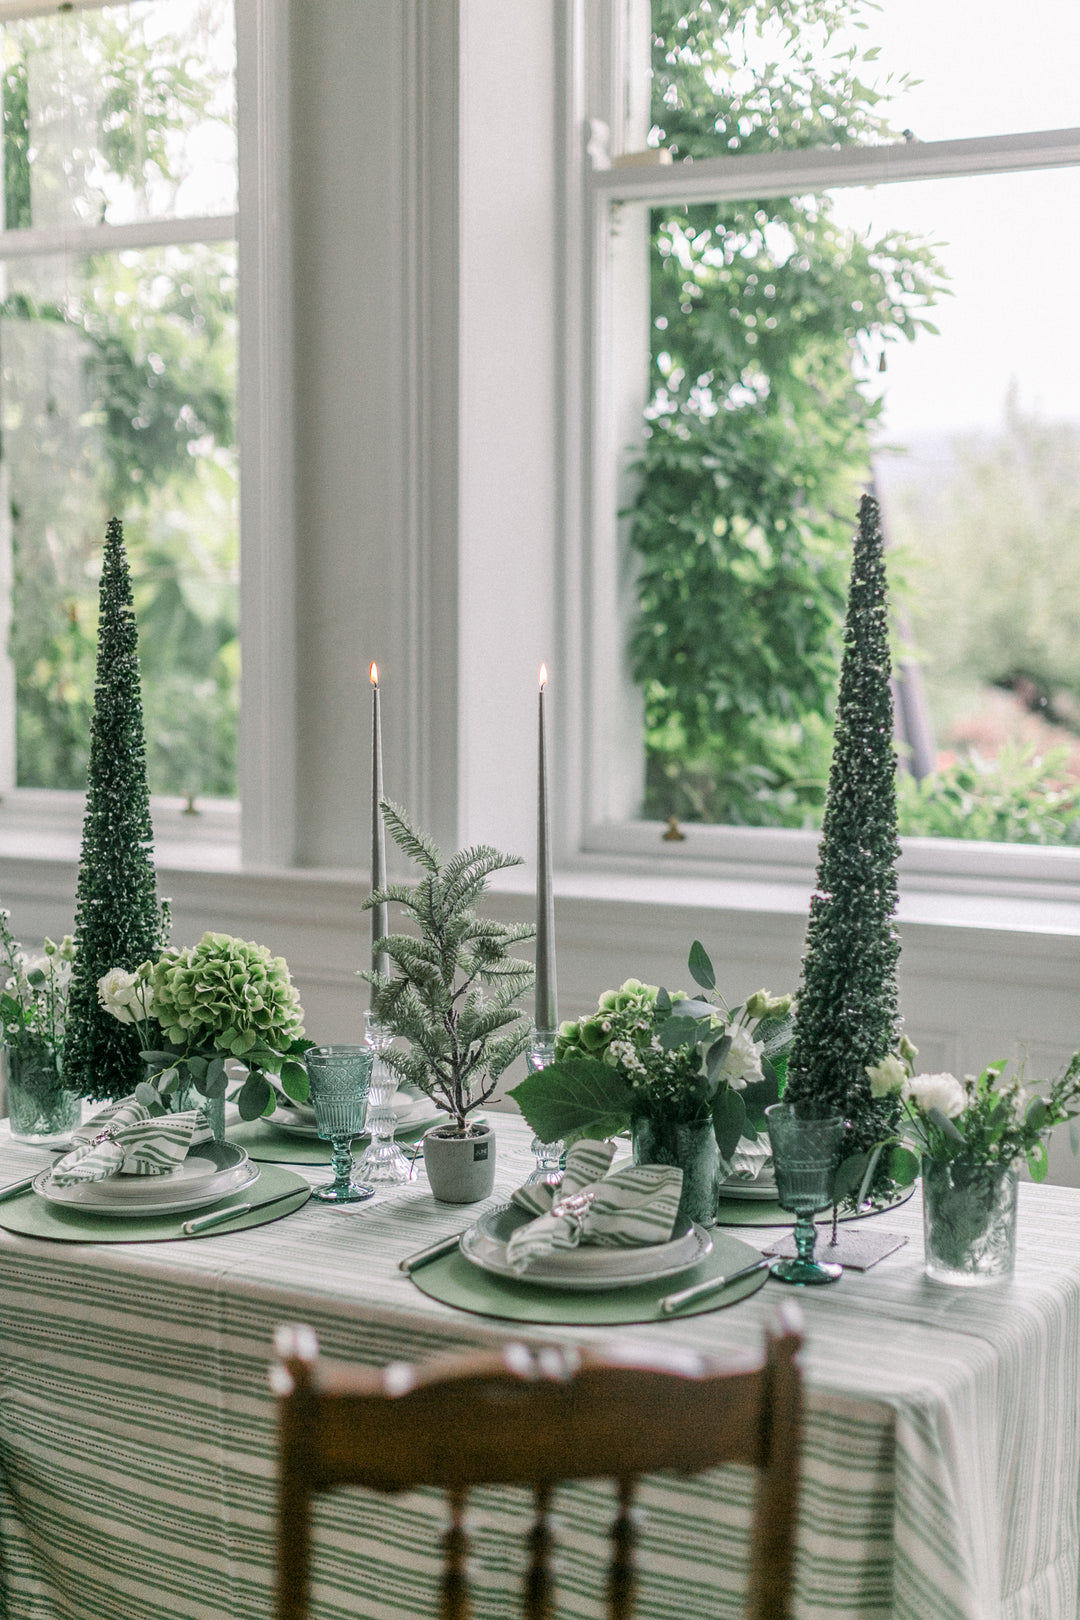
[271,1306,803,1620]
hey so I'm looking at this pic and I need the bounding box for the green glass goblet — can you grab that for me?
[765,1103,846,1285]
[303,1045,375,1204]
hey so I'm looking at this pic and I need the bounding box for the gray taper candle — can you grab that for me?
[370,663,389,984]
[535,665,558,1031]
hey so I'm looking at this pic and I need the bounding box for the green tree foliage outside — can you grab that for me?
[631,0,945,828]
[1,4,238,798]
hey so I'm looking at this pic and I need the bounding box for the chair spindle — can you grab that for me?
[524,1484,554,1620]
[607,1477,638,1620]
[441,1488,470,1620]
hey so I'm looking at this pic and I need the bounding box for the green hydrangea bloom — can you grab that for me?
[146,931,305,1058]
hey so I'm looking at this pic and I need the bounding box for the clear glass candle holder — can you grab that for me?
[523,1028,565,1187]
[353,1012,413,1185]
[766,1104,846,1285]
[303,1045,375,1204]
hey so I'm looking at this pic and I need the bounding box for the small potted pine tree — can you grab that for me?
[361,803,536,1202]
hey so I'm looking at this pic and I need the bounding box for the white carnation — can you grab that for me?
[97,968,152,1025]
[904,1072,967,1119]
[866,1054,906,1098]
[715,1024,763,1093]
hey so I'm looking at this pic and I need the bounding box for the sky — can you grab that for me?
[825,0,1080,440]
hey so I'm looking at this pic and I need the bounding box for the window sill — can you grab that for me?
[0,790,241,873]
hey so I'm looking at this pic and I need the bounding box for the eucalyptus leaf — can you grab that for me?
[669,998,716,1022]
[207,1056,227,1086]
[688,939,716,991]
[889,1145,920,1186]
[705,1034,732,1083]
[236,1072,272,1122]
[507,1057,635,1145]
[139,1050,175,1066]
[655,987,672,1013]
[831,1150,871,1203]
[280,1060,310,1103]
[926,1107,965,1143]
[186,1056,208,1081]
[712,1085,746,1161]
[204,1070,228,1100]
[134,1081,160,1108]
[658,1017,705,1051]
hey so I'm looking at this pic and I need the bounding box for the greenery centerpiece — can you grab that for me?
[98,931,310,1127]
[509,940,794,1226]
[863,1048,1080,1283]
[783,494,901,1188]
[360,803,535,1156]
[63,518,169,1103]
[0,913,80,1144]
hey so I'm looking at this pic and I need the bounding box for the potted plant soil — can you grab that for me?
[362,803,535,1203]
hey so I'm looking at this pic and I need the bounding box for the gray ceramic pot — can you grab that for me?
[422,1123,496,1203]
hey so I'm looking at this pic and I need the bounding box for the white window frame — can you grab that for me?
[566,0,1080,913]
[0,0,292,870]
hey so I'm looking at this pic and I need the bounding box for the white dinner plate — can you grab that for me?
[460,1204,713,1291]
[271,1095,438,1139]
[35,1143,259,1216]
[717,1179,780,1202]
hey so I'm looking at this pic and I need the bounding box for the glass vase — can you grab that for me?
[631,1112,721,1229]
[922,1159,1018,1286]
[3,1043,81,1146]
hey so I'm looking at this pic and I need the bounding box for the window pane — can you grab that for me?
[1,0,236,232]
[1,242,239,797]
[646,2,1080,163]
[625,164,1080,843]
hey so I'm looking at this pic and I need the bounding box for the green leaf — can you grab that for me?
[1025,1096,1051,1132]
[705,1033,732,1083]
[507,1058,634,1145]
[139,1050,175,1066]
[279,1059,310,1103]
[888,1145,920,1185]
[831,1150,871,1203]
[655,987,672,1013]
[206,1055,227,1086]
[203,1069,228,1100]
[925,1107,965,1143]
[236,1072,272,1122]
[688,939,716,991]
[657,1017,704,1051]
[1028,1138,1050,1182]
[712,1085,746,1161]
[185,1056,208,1081]
[134,1081,160,1108]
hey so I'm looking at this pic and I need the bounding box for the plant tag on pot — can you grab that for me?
[473,1141,489,1161]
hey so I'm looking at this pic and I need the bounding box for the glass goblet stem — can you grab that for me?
[330,1136,354,1198]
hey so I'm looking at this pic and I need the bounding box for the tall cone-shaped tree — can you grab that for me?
[784,494,900,1153]
[63,519,165,1101]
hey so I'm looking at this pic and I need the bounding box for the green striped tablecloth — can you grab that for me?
[0,1117,1077,1620]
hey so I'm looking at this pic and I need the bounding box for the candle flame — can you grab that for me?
[369,662,379,688]
[539,663,548,690]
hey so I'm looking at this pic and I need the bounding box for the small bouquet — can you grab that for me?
[98,931,310,1119]
[510,940,794,1161]
[0,910,75,1062]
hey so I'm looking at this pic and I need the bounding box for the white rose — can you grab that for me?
[866,1054,906,1098]
[904,1072,967,1119]
[97,968,145,1025]
[715,1024,763,1092]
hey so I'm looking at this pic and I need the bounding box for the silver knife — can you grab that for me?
[398,1231,467,1273]
[658,1256,770,1316]
[0,1174,39,1204]
[181,1185,310,1236]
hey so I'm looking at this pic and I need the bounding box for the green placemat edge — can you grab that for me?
[231,1114,457,1164]
[0,1163,311,1243]
[409,1231,769,1325]
[715,1183,915,1228]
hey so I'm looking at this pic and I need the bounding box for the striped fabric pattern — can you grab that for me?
[0,1117,1078,1619]
[507,1139,683,1270]
[51,1099,214,1184]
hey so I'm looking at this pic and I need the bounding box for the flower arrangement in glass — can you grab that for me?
[509,940,794,1227]
[849,1046,1080,1284]
[98,931,310,1123]
[0,910,80,1143]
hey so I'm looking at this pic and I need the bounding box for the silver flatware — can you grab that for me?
[181,1184,310,1236]
[0,1174,38,1204]
[658,1256,770,1316]
[398,1231,467,1273]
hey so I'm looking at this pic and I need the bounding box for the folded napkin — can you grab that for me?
[505,1139,683,1274]
[51,1098,214,1186]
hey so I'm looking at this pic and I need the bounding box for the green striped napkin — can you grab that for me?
[51,1098,214,1185]
[506,1139,683,1274]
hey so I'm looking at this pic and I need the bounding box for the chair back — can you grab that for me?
[272,1307,803,1620]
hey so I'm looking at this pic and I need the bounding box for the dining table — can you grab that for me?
[0,1111,1078,1620]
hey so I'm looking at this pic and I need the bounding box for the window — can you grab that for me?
[582,0,1080,860]
[0,0,238,803]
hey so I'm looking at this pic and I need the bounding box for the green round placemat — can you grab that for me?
[228,1116,437,1165]
[715,1184,915,1228]
[0,1164,311,1243]
[409,1230,769,1325]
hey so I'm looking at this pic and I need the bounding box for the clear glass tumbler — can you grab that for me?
[766,1103,846,1285]
[303,1045,375,1204]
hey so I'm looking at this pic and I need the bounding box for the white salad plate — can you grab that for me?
[272,1094,437,1139]
[34,1142,259,1216]
[460,1204,713,1291]
[717,1179,780,1202]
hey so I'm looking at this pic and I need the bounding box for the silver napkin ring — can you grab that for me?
[550,1187,596,1233]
